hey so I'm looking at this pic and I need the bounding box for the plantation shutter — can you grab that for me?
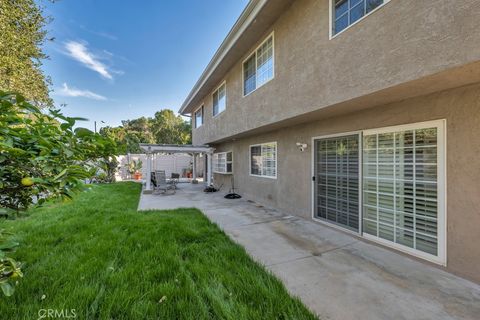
[362,126,441,256]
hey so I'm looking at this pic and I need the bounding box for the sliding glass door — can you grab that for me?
[314,134,360,232]
[313,121,445,264]
[362,121,445,263]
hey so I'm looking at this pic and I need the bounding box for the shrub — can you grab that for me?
[0,91,118,295]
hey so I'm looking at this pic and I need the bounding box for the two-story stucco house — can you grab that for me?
[179,0,480,283]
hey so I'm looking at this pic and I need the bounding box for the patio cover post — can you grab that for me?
[207,152,212,186]
[145,148,152,192]
[192,153,197,182]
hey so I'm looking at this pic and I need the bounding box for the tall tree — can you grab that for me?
[152,110,192,145]
[122,117,155,144]
[0,0,52,106]
[100,109,192,154]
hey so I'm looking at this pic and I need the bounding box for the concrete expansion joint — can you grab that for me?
[231,217,293,229]
[265,254,313,267]
[265,241,359,268]
[317,240,358,256]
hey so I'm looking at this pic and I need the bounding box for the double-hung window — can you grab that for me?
[243,34,274,96]
[332,0,389,36]
[213,151,233,174]
[213,82,226,116]
[194,106,203,128]
[250,142,277,178]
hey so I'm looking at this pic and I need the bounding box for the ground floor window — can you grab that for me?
[250,142,277,178]
[313,120,445,264]
[213,151,233,174]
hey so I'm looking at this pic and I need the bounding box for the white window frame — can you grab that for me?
[329,0,392,39]
[242,32,275,97]
[212,81,227,117]
[249,141,277,179]
[311,120,447,266]
[194,105,203,128]
[213,151,233,174]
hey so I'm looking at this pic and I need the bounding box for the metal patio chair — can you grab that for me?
[170,173,180,189]
[154,170,176,195]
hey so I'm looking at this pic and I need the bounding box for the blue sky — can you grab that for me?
[41,0,249,131]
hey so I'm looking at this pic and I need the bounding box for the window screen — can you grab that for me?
[333,0,385,35]
[213,152,233,174]
[250,142,276,178]
[243,55,256,96]
[195,107,203,128]
[213,83,226,116]
[243,35,274,95]
[315,135,360,231]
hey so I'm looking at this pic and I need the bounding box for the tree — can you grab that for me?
[0,91,118,213]
[0,0,52,106]
[152,110,192,145]
[80,132,119,183]
[100,109,191,154]
[0,91,119,296]
[100,126,143,154]
[0,230,22,297]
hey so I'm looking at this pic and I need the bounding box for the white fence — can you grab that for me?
[116,153,204,181]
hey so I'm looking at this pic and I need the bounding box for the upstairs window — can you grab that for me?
[213,151,233,174]
[243,34,274,96]
[332,0,388,36]
[195,106,203,128]
[250,142,277,178]
[213,82,226,117]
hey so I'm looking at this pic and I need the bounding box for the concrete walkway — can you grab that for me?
[138,183,480,320]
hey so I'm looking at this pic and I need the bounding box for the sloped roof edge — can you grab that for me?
[178,0,269,115]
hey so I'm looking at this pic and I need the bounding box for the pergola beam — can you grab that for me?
[140,144,215,154]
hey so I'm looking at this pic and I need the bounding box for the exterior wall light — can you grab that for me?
[296,142,308,152]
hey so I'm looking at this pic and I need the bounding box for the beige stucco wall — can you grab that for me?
[192,0,480,145]
[210,83,480,283]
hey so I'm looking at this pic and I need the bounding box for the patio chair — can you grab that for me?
[154,171,176,195]
[170,173,180,189]
[151,171,157,187]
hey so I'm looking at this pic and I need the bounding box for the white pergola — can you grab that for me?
[139,144,215,192]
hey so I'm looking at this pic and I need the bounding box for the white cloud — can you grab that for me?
[57,83,107,101]
[64,41,113,79]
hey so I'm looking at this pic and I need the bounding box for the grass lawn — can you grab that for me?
[0,182,317,319]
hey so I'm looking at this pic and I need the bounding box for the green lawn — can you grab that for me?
[0,182,316,319]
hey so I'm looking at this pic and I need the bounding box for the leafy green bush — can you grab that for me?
[0,230,22,297]
[126,159,142,176]
[0,91,118,295]
[0,91,118,213]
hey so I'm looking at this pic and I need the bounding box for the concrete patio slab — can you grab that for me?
[138,183,480,320]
